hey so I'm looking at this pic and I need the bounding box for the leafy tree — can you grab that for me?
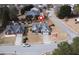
[73,4,79,15]
[2,6,10,28]
[21,5,34,15]
[53,49,63,55]
[53,37,79,55]
[53,42,72,55]
[71,37,79,54]
[58,5,72,19]
[0,7,3,26]
[9,6,18,20]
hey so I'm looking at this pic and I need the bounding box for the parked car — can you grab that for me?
[75,18,79,24]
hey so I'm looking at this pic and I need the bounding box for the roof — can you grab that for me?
[5,22,25,35]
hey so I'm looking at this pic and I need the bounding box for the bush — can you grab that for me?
[23,37,28,43]
[57,13,65,19]
[58,5,72,19]
[53,37,79,55]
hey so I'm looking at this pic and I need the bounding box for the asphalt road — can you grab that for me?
[0,44,57,55]
[49,8,78,43]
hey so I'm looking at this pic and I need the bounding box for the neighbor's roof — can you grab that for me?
[5,22,24,35]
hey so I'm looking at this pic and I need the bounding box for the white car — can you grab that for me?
[75,18,79,24]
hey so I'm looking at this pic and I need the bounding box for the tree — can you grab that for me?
[71,37,79,54]
[2,6,10,28]
[53,37,79,55]
[9,6,18,20]
[58,5,72,19]
[53,42,72,55]
[53,49,63,55]
[21,5,34,15]
[73,4,79,15]
[0,7,4,27]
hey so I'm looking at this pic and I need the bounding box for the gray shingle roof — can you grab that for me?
[5,22,25,34]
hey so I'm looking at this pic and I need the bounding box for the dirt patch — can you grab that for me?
[63,18,79,33]
[0,36,16,45]
[48,19,68,43]
[50,26,67,42]
[27,28,43,44]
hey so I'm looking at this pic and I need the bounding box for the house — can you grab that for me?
[4,21,25,45]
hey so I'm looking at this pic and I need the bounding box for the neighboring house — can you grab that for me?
[4,21,25,45]
[5,21,25,35]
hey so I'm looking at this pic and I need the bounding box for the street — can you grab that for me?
[49,8,79,43]
[0,44,57,55]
